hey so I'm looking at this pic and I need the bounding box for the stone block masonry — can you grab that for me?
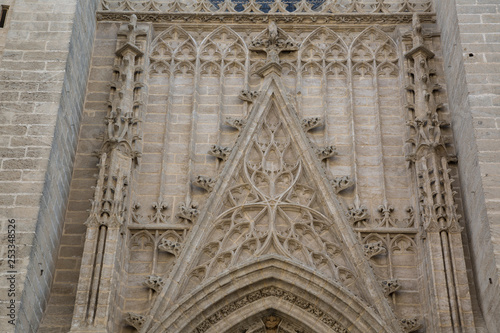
[433,0,500,331]
[0,0,99,332]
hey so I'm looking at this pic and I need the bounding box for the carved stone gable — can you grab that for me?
[144,74,402,333]
[184,97,356,293]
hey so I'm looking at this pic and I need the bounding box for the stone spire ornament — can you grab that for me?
[249,21,299,77]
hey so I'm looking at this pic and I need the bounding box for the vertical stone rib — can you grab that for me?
[69,15,149,332]
[404,14,473,332]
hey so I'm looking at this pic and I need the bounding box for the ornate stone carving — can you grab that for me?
[224,116,247,130]
[346,196,369,227]
[143,275,165,292]
[194,175,217,192]
[208,145,232,161]
[158,238,182,257]
[184,105,356,292]
[330,176,353,194]
[315,145,337,160]
[249,21,299,76]
[301,117,323,132]
[102,0,433,14]
[97,12,437,26]
[148,201,169,224]
[263,314,281,332]
[193,286,347,333]
[363,241,386,259]
[124,312,145,330]
[176,202,199,223]
[239,89,260,102]
[400,317,422,332]
[381,279,401,296]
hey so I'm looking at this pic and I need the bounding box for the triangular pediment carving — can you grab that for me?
[143,74,401,333]
[183,99,356,293]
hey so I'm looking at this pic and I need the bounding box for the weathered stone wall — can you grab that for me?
[38,21,120,332]
[0,0,98,332]
[433,0,500,331]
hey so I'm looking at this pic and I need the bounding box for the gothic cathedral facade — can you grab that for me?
[1,1,499,333]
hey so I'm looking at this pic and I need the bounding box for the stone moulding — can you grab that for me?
[192,286,348,333]
[96,12,436,25]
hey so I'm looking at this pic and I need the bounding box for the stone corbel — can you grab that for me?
[381,279,401,296]
[124,313,145,331]
[363,241,386,258]
[224,116,247,130]
[400,317,422,333]
[176,202,199,223]
[330,175,354,194]
[208,145,232,161]
[194,175,217,192]
[346,196,369,227]
[158,238,182,257]
[143,275,165,292]
[238,89,260,102]
[301,116,323,132]
[315,145,337,160]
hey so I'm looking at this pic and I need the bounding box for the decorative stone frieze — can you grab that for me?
[193,286,347,333]
[100,0,433,14]
[148,201,169,224]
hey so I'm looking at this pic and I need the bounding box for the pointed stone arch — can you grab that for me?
[146,259,397,333]
[149,25,197,75]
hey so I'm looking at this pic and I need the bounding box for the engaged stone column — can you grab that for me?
[70,15,149,332]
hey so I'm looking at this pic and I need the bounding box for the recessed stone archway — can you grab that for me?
[148,258,396,333]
